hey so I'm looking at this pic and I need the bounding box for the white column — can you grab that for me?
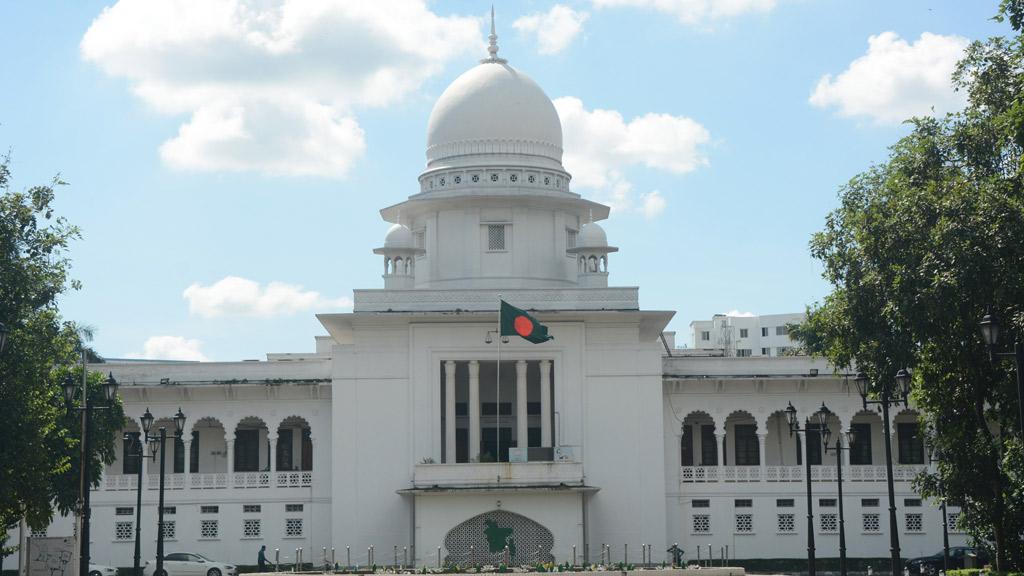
[539,360,552,447]
[715,433,724,466]
[516,360,528,450]
[758,433,767,470]
[469,361,480,462]
[226,437,235,487]
[445,361,457,463]
[269,436,278,475]
[182,438,192,489]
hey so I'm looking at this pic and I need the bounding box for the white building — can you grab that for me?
[15,26,962,571]
[690,313,805,357]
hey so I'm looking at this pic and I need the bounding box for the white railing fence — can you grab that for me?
[682,464,928,483]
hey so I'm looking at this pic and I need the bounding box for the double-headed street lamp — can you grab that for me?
[979,311,1024,436]
[823,425,858,576]
[786,401,832,576]
[854,369,911,576]
[62,371,119,576]
[123,431,158,576]
[140,407,186,576]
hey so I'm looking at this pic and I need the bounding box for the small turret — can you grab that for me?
[567,222,618,287]
[373,224,424,289]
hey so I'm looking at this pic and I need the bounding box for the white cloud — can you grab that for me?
[183,276,353,318]
[81,0,481,177]
[809,32,969,125]
[513,5,588,55]
[593,0,776,25]
[723,310,756,317]
[554,96,709,218]
[127,336,209,362]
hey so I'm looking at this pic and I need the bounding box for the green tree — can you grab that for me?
[0,154,124,562]
[794,2,1024,570]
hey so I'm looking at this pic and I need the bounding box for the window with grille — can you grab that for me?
[761,327,768,337]
[680,425,693,466]
[285,518,303,537]
[116,507,134,515]
[739,328,748,338]
[200,519,218,539]
[487,224,506,251]
[566,229,577,252]
[30,527,46,538]
[777,499,794,507]
[161,521,176,540]
[243,504,261,513]
[734,499,753,508]
[115,521,133,541]
[819,499,837,507]
[161,506,176,514]
[700,424,717,465]
[285,504,303,512]
[905,513,923,532]
[861,498,879,507]
[200,506,218,514]
[701,331,710,341]
[414,230,425,250]
[692,514,710,533]
[692,499,710,508]
[777,514,796,533]
[820,513,838,533]
[949,512,963,533]
[776,326,788,336]
[904,498,922,507]
[736,349,752,357]
[761,347,770,355]
[863,513,881,532]
[850,423,873,464]
[735,514,753,533]
[243,519,261,539]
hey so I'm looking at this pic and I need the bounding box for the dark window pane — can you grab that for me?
[898,422,924,464]
[301,428,312,471]
[850,423,872,465]
[733,424,759,465]
[700,424,717,466]
[173,437,185,474]
[805,424,823,465]
[277,429,294,471]
[122,433,140,475]
[680,425,694,466]
[189,431,199,473]
[235,429,260,472]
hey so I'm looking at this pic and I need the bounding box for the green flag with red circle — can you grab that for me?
[500,300,553,343]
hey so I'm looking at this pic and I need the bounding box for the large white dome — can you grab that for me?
[425,61,563,168]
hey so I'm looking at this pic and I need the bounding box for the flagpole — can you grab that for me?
[496,294,501,464]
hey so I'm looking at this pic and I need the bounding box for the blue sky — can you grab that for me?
[0,0,1007,361]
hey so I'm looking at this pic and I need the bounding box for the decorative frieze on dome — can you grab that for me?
[419,166,570,194]
[425,138,563,167]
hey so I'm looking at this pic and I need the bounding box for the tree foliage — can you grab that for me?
[792,2,1024,570]
[0,154,124,557]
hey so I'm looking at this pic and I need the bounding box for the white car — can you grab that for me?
[89,564,118,576]
[143,553,237,576]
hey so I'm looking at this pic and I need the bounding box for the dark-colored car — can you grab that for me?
[906,546,988,575]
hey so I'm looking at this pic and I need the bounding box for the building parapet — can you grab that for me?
[412,462,585,489]
[353,287,639,313]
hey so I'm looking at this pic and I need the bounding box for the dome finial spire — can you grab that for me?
[482,5,507,64]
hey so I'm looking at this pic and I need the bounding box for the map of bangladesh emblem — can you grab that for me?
[444,510,554,565]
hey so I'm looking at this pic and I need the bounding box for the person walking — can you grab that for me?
[258,545,268,572]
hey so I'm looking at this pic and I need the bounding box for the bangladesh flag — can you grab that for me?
[500,300,553,344]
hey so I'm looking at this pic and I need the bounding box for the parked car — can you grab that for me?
[89,564,118,576]
[143,553,237,576]
[906,546,988,575]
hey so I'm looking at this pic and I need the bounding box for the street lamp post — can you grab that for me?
[979,311,1024,436]
[823,426,858,576]
[62,371,119,576]
[140,407,186,576]
[123,431,157,576]
[924,438,951,575]
[854,370,912,576]
[785,402,832,576]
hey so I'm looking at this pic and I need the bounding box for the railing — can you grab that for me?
[234,471,271,488]
[101,474,138,490]
[191,472,228,489]
[413,462,584,488]
[147,473,185,490]
[682,464,929,483]
[276,471,313,488]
